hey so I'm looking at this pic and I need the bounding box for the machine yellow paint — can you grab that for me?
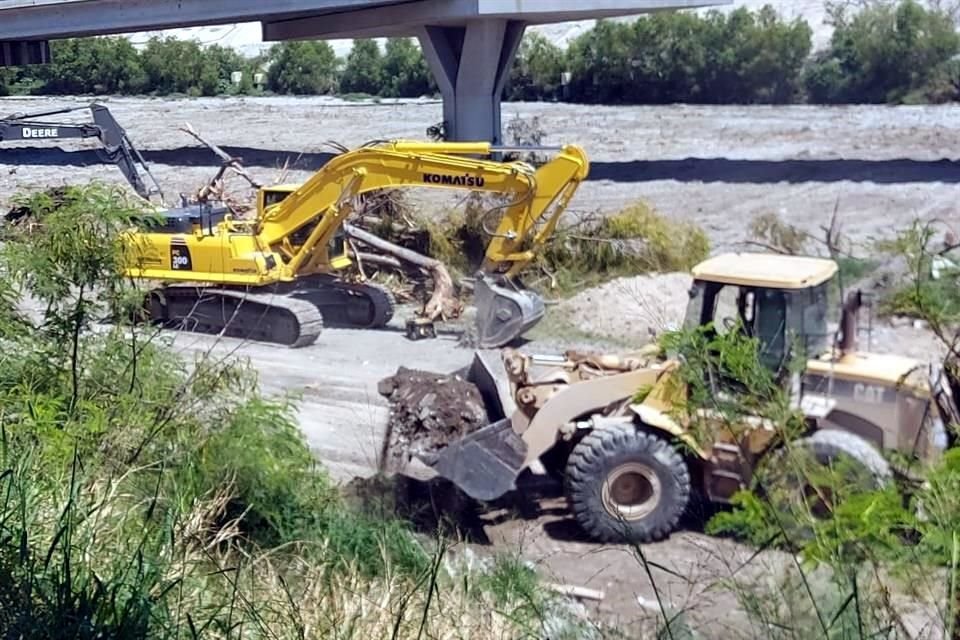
[806,351,927,394]
[120,140,590,347]
[692,252,838,289]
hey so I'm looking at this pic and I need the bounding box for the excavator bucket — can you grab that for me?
[473,274,545,348]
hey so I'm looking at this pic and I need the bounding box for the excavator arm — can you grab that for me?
[0,103,164,203]
[252,140,589,345]
[255,141,588,274]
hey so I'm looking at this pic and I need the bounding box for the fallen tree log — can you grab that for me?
[344,222,462,321]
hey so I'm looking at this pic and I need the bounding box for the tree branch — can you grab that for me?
[344,223,462,320]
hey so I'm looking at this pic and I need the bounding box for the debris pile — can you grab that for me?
[377,367,488,472]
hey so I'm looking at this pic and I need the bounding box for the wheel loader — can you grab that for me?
[380,252,959,543]
[119,140,588,349]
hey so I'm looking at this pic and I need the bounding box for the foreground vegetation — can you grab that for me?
[635,214,960,638]
[2,0,959,105]
[0,183,595,638]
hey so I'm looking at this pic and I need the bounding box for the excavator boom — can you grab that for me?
[0,103,164,203]
[123,140,589,347]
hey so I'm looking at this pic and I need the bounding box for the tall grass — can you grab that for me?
[0,183,583,638]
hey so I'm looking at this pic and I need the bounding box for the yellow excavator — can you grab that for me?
[121,141,589,348]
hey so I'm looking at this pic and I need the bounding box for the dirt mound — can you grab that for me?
[559,272,692,343]
[377,367,489,472]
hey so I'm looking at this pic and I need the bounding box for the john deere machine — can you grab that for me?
[381,252,959,543]
[1,103,164,203]
[120,140,589,349]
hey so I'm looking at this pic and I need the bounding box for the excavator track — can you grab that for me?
[290,279,396,329]
[148,285,324,348]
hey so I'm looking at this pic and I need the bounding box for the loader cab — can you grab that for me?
[683,253,837,375]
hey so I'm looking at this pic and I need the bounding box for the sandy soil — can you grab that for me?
[558,271,693,343]
[3,96,960,253]
[2,95,955,636]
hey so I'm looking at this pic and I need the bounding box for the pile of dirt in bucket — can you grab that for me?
[377,366,488,472]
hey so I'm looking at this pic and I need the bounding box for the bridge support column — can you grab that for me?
[418,20,525,144]
[0,40,50,67]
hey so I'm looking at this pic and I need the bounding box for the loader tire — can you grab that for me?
[756,429,892,544]
[565,424,690,544]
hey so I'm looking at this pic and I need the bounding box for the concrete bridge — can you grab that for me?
[0,0,725,142]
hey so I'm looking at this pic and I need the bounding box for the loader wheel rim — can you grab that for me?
[601,463,661,521]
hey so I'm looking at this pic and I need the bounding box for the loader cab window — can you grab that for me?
[754,288,788,371]
[685,280,756,337]
[793,282,831,357]
[685,279,789,374]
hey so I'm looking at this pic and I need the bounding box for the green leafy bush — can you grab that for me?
[803,0,960,103]
[266,41,340,95]
[340,39,385,96]
[382,37,435,97]
[38,37,147,95]
[545,202,710,286]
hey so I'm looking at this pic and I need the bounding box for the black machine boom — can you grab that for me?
[0,103,164,202]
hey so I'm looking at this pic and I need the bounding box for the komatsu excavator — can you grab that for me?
[1,103,164,202]
[121,140,589,348]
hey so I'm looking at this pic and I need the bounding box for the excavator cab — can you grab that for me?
[257,184,298,212]
[257,184,350,269]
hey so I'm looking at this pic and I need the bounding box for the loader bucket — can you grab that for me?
[380,350,527,500]
[430,418,527,501]
[473,273,545,348]
[409,351,527,501]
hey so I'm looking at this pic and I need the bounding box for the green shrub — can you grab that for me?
[543,202,710,291]
[803,0,960,103]
[340,40,384,96]
[382,37,435,97]
[266,41,340,95]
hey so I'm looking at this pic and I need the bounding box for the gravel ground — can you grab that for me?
[3,96,960,252]
[558,271,693,344]
[2,95,955,636]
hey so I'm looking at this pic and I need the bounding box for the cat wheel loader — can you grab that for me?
[380,252,959,543]
[120,140,588,349]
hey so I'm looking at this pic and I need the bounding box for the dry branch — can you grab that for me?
[179,123,262,190]
[179,123,264,214]
[546,583,606,601]
[344,223,462,321]
[350,251,404,271]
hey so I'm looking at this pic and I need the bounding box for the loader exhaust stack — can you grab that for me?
[838,290,863,356]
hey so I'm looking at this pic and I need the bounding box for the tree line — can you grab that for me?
[507,0,960,104]
[0,35,436,99]
[1,0,958,104]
